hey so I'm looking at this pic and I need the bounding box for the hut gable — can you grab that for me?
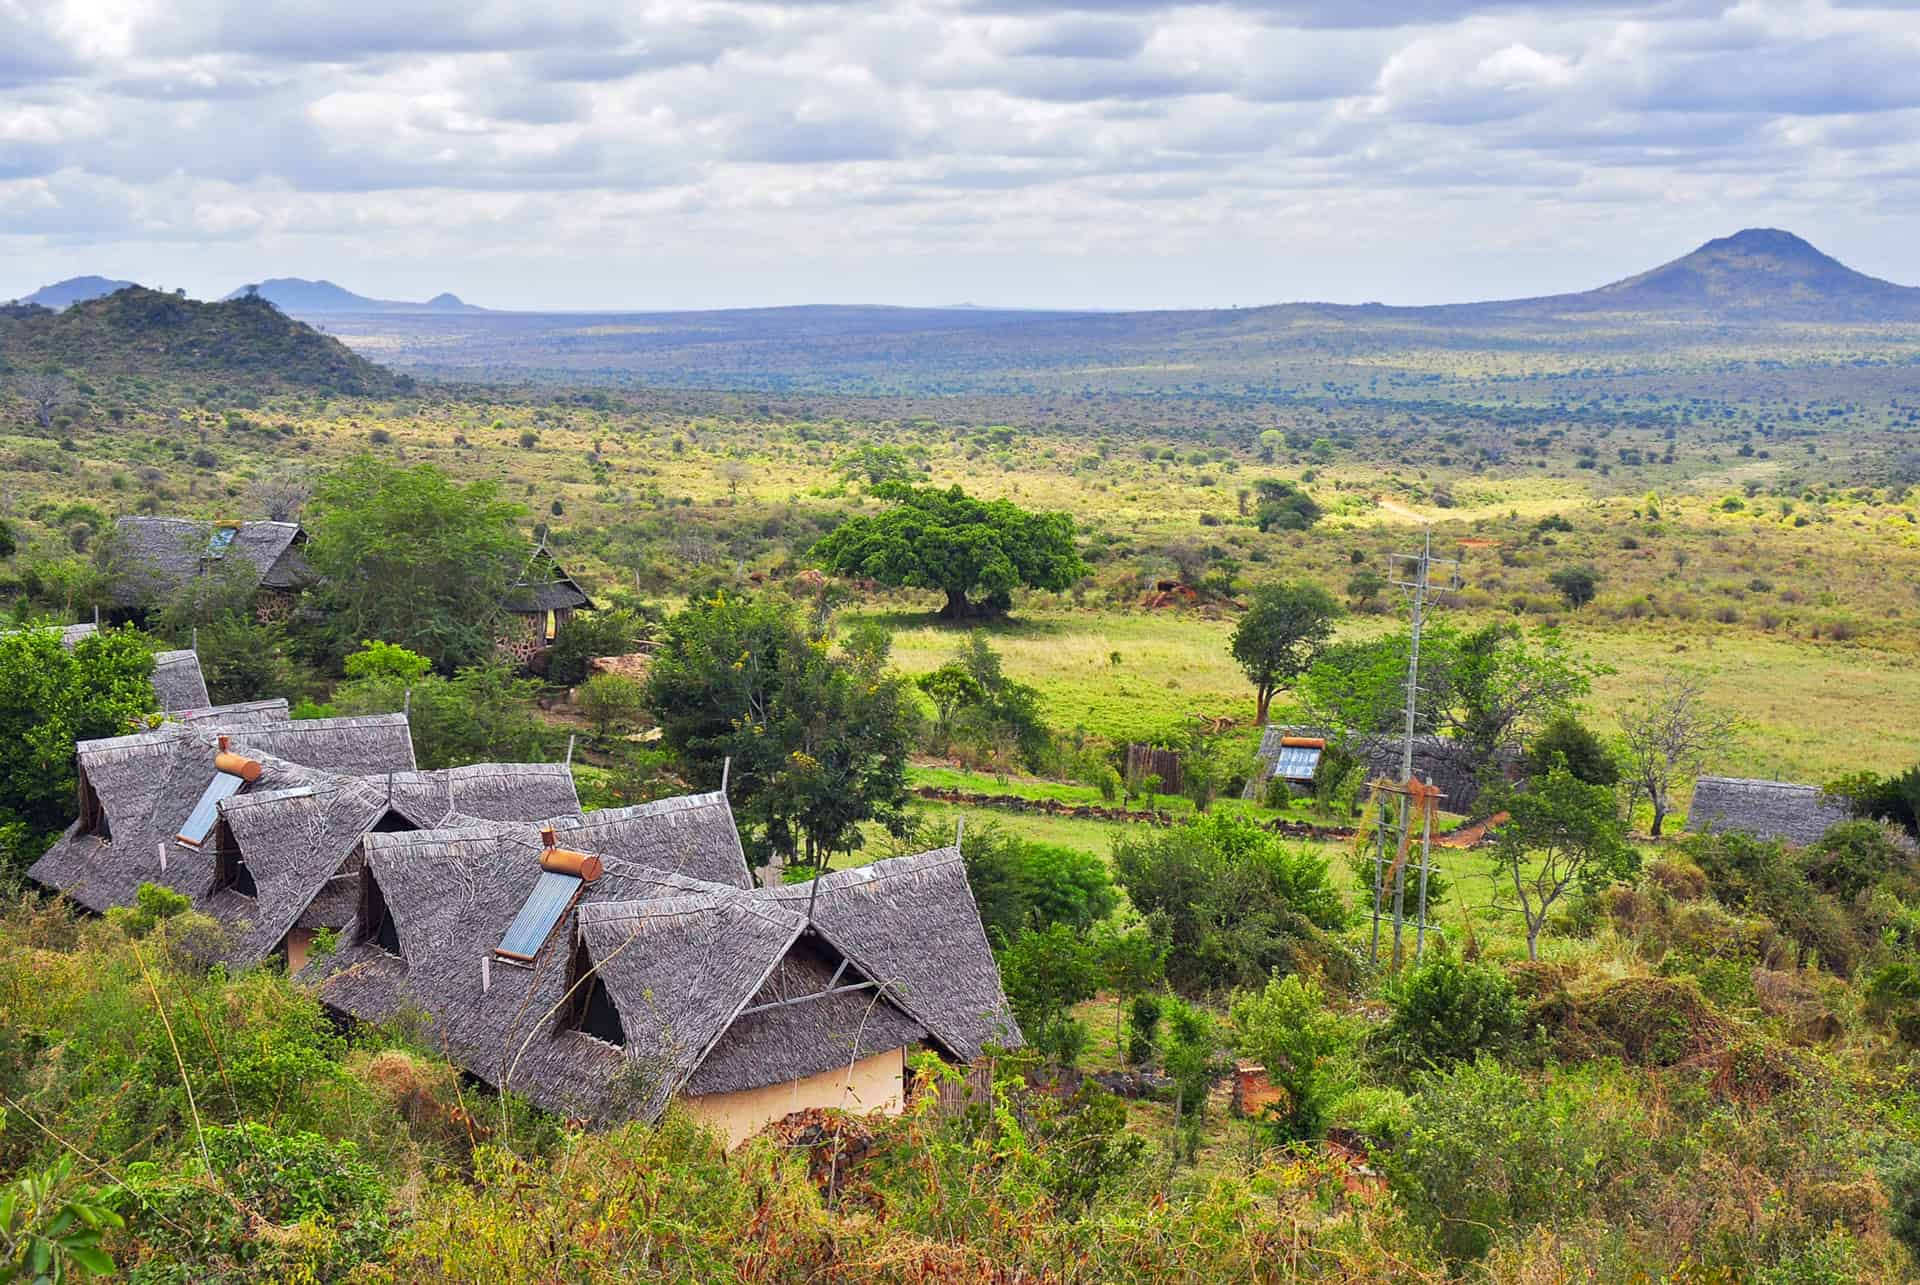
[28,713,418,913]
[111,518,312,606]
[1686,776,1852,847]
[151,650,211,711]
[507,544,594,615]
[760,848,1022,1060]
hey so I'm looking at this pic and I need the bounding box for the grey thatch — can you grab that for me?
[542,793,752,890]
[110,517,313,607]
[206,762,584,965]
[1247,724,1512,813]
[382,763,581,828]
[151,650,211,711]
[507,544,594,614]
[1686,776,1853,847]
[171,699,291,727]
[759,848,1020,1061]
[28,713,417,914]
[308,809,1011,1124]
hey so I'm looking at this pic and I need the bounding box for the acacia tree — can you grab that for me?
[1618,671,1740,836]
[1229,580,1340,724]
[1490,763,1638,960]
[642,594,915,880]
[811,483,1085,619]
[303,457,530,670]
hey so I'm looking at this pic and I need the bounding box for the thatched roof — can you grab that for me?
[758,849,1019,1061]
[308,806,1011,1123]
[151,650,210,710]
[543,792,752,890]
[205,762,583,964]
[382,763,581,828]
[1248,724,1512,812]
[171,699,290,727]
[110,517,312,606]
[1686,776,1852,847]
[28,713,417,913]
[507,544,594,614]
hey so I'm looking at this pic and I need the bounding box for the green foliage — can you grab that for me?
[953,823,1116,943]
[1524,714,1620,786]
[922,633,1052,770]
[115,1123,389,1282]
[1227,579,1339,723]
[996,922,1100,1065]
[0,1157,121,1282]
[1385,1058,1644,1263]
[0,522,16,561]
[1683,829,1861,975]
[304,457,531,670]
[1250,478,1321,532]
[1229,973,1357,1141]
[643,593,914,870]
[1113,813,1347,993]
[1490,763,1638,959]
[0,626,157,883]
[1801,820,1911,901]
[1548,563,1601,608]
[545,608,652,687]
[1825,766,1920,838]
[578,673,647,742]
[1158,997,1222,1160]
[331,642,551,770]
[1126,993,1163,1064]
[108,883,193,940]
[150,561,305,707]
[811,483,1085,618]
[1374,955,1519,1073]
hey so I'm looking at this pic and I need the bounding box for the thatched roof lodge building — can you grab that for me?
[500,543,595,667]
[109,517,315,617]
[1247,724,1515,813]
[1686,776,1853,847]
[311,807,1018,1142]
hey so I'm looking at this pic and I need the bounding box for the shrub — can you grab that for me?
[1374,955,1519,1073]
[1113,813,1348,993]
[579,673,648,742]
[950,823,1117,943]
[1126,993,1162,1064]
[996,923,1099,1066]
[547,607,651,686]
[1800,820,1911,902]
[1229,973,1357,1141]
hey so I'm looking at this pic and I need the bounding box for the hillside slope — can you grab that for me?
[0,286,403,394]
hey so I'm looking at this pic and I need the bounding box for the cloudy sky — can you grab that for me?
[3,0,1918,310]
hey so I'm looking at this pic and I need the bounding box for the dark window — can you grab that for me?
[562,939,625,1045]
[212,823,257,896]
[358,870,401,954]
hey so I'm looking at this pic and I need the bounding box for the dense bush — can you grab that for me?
[955,823,1117,943]
[326,640,554,770]
[1373,955,1520,1073]
[1113,813,1349,993]
[546,607,651,687]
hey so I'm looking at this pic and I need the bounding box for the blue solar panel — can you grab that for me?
[1274,745,1323,781]
[207,527,238,558]
[177,772,244,846]
[497,870,583,960]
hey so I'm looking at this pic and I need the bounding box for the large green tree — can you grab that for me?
[303,457,531,670]
[0,626,157,881]
[1229,579,1340,724]
[642,594,916,876]
[811,483,1085,619]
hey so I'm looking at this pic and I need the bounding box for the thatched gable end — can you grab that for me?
[151,650,211,711]
[1687,776,1853,847]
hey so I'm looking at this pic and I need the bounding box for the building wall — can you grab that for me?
[284,927,315,975]
[683,1047,909,1148]
[495,608,576,667]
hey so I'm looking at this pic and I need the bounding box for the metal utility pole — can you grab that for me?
[1371,525,1460,969]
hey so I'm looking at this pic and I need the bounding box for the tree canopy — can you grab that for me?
[303,457,531,670]
[1251,479,1322,533]
[811,483,1085,619]
[1228,579,1340,724]
[0,626,157,881]
[642,593,916,874]
[1489,764,1637,960]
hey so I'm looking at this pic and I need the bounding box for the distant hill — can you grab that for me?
[225,278,483,314]
[1477,228,1920,322]
[0,286,403,394]
[11,276,141,310]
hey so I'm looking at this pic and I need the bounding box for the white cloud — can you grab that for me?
[1,0,1918,308]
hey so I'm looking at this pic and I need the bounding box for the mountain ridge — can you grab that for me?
[223,278,483,314]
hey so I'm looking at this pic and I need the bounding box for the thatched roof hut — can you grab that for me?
[110,517,314,607]
[508,544,594,615]
[28,713,417,913]
[311,813,1015,1129]
[381,763,582,829]
[1686,776,1852,847]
